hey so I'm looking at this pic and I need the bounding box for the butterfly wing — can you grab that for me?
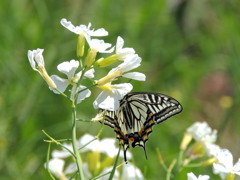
[98,108,115,128]
[98,92,182,162]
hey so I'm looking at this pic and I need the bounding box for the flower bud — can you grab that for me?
[38,66,57,89]
[77,33,85,57]
[201,157,217,166]
[95,54,119,67]
[95,70,121,86]
[186,141,204,159]
[180,132,192,150]
[226,173,235,180]
[84,48,97,67]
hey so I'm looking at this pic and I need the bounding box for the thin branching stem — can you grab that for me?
[71,105,84,180]
[166,159,176,180]
[46,143,56,180]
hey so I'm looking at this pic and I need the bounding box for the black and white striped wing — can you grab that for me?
[98,109,116,128]
[98,92,182,162]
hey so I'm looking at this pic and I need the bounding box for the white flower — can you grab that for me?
[186,121,218,157]
[70,85,91,104]
[28,48,57,89]
[96,54,146,86]
[117,54,143,73]
[44,158,77,180]
[213,149,240,179]
[187,121,217,143]
[187,172,210,180]
[94,37,136,67]
[28,48,45,72]
[204,143,221,157]
[115,36,135,60]
[93,83,133,111]
[60,18,108,37]
[45,158,66,179]
[121,162,144,180]
[111,54,146,81]
[50,60,93,103]
[86,38,114,53]
[94,55,145,111]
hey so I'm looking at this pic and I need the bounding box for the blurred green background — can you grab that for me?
[1,0,240,179]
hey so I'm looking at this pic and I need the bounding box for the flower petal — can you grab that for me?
[233,158,240,175]
[50,75,69,93]
[115,36,135,60]
[45,158,65,178]
[93,91,115,110]
[61,18,109,37]
[84,68,95,79]
[99,138,118,158]
[93,83,132,111]
[64,163,78,174]
[52,143,73,158]
[77,134,99,152]
[187,122,217,143]
[213,149,234,178]
[187,172,210,180]
[87,39,114,53]
[57,60,79,78]
[82,163,92,179]
[116,36,124,52]
[122,72,146,81]
[71,85,91,104]
[28,48,45,71]
[121,162,144,180]
[61,18,80,34]
[118,54,142,73]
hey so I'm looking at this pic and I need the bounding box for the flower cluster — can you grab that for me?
[181,121,240,180]
[45,134,144,180]
[28,19,146,180]
[28,18,146,111]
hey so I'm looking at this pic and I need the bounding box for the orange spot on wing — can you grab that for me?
[129,137,135,142]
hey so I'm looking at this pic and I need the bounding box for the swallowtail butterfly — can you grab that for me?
[98,92,182,162]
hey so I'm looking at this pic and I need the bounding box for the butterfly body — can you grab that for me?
[99,92,182,161]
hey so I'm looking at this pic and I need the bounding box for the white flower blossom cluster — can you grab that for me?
[183,122,240,180]
[45,134,144,180]
[28,18,146,111]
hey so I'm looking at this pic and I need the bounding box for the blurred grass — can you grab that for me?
[1,0,240,179]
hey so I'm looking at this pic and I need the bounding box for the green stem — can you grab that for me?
[177,150,184,172]
[108,147,121,180]
[46,143,56,180]
[71,106,84,180]
[55,89,70,100]
[166,159,176,180]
